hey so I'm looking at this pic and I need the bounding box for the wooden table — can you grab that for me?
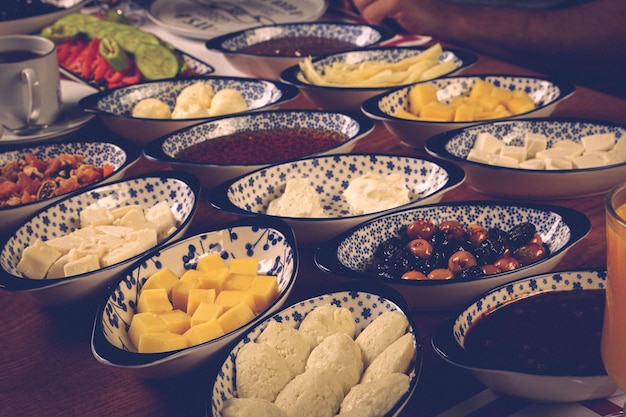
[2,9,626,417]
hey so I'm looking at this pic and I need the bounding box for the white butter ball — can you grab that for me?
[131,98,172,119]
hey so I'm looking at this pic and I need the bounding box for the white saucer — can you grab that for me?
[147,0,329,39]
[0,80,97,145]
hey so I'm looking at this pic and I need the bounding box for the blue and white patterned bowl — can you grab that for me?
[209,281,422,417]
[209,153,465,245]
[143,109,375,189]
[91,217,298,379]
[362,74,575,149]
[425,117,626,199]
[205,21,395,79]
[280,46,477,111]
[79,76,300,144]
[315,201,590,310]
[0,138,141,234]
[432,269,619,402]
[0,171,200,305]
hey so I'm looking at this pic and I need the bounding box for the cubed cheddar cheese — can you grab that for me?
[469,79,493,99]
[128,312,169,349]
[408,83,438,115]
[453,103,477,122]
[420,101,455,121]
[490,86,513,102]
[248,275,279,313]
[141,267,180,294]
[228,258,258,276]
[196,252,227,272]
[171,280,194,312]
[506,95,535,115]
[191,302,225,326]
[195,266,230,291]
[187,288,217,316]
[157,309,191,334]
[215,290,256,311]
[136,288,173,313]
[223,273,254,291]
[217,302,256,334]
[394,109,420,120]
[184,319,225,346]
[138,332,188,353]
[179,269,203,283]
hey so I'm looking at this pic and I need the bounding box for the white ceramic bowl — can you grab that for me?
[0,0,87,36]
[142,109,375,189]
[209,281,422,417]
[425,117,626,199]
[205,21,395,80]
[0,138,141,234]
[79,76,300,144]
[91,217,298,379]
[279,46,477,111]
[314,201,590,310]
[362,74,575,149]
[209,153,465,245]
[0,171,200,306]
[432,268,619,402]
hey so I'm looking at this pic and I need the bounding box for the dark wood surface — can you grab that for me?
[2,24,626,417]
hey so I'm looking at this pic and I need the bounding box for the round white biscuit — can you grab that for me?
[355,310,409,368]
[274,368,344,417]
[257,320,311,376]
[235,342,292,402]
[298,304,356,347]
[360,332,415,384]
[306,332,363,394]
[340,373,410,416]
[222,397,287,417]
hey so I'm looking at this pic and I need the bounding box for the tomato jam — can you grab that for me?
[239,36,359,56]
[463,289,606,376]
[175,127,348,164]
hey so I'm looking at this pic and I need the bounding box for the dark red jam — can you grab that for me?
[175,127,348,165]
[463,289,606,376]
[239,36,359,56]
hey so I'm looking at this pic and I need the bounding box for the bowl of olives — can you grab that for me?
[314,200,590,310]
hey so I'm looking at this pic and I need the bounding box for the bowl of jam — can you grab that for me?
[205,21,395,79]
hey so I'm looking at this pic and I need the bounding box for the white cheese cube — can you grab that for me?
[110,204,143,219]
[115,208,157,232]
[580,132,615,152]
[573,153,610,169]
[125,228,158,252]
[16,239,62,279]
[500,145,527,162]
[63,253,101,277]
[473,132,503,154]
[551,139,584,157]
[76,241,107,258]
[101,241,142,267]
[518,158,546,170]
[96,234,126,251]
[467,148,497,164]
[606,148,626,165]
[95,225,135,237]
[524,132,548,158]
[144,201,176,238]
[80,206,115,227]
[536,147,577,160]
[46,252,75,279]
[44,234,85,255]
[490,155,519,168]
[545,157,574,170]
[70,226,103,242]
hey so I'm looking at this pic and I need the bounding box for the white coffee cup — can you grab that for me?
[0,35,62,132]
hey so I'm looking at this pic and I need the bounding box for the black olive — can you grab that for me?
[508,222,537,249]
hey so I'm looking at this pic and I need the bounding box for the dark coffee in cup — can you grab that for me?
[0,49,43,64]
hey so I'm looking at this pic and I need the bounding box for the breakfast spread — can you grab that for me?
[468,130,626,169]
[224,306,415,417]
[16,201,177,279]
[128,254,279,353]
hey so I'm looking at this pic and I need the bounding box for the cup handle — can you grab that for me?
[20,68,41,126]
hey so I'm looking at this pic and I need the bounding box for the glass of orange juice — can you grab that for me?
[603,181,626,416]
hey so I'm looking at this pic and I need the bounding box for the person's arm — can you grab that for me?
[351,0,626,68]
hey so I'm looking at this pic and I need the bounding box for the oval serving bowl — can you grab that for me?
[314,201,590,310]
[432,269,619,402]
[362,74,575,149]
[209,153,465,245]
[280,46,477,111]
[143,109,375,189]
[0,138,141,234]
[425,117,626,199]
[0,171,200,306]
[209,281,422,417]
[205,21,395,79]
[79,75,300,144]
[91,217,298,379]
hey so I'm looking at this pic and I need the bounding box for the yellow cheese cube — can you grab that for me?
[179,269,203,283]
[420,101,455,121]
[128,312,168,350]
[453,103,477,122]
[394,109,420,120]
[469,79,494,99]
[215,290,256,311]
[475,108,512,120]
[184,319,225,346]
[157,309,191,334]
[408,83,438,115]
[223,273,254,291]
[187,288,216,316]
[138,332,188,353]
[136,288,173,314]
[171,279,194,312]
[141,267,180,294]
[491,86,513,102]
[217,302,256,334]
[195,266,230,291]
[248,275,279,313]
[478,95,502,112]
[228,258,258,276]
[196,252,227,272]
[506,96,536,115]
[191,302,225,326]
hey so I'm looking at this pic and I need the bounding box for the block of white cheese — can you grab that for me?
[343,172,410,215]
[266,178,327,218]
[580,132,615,152]
[16,239,62,279]
[473,132,503,154]
[523,132,548,158]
